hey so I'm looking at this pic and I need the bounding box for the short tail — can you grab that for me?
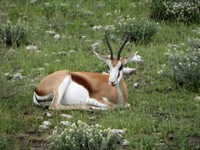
[33,92,53,107]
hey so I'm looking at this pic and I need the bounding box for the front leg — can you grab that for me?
[86,98,110,109]
[50,104,91,110]
[49,91,108,110]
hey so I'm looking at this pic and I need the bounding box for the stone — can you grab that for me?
[60,114,73,119]
[122,139,130,146]
[42,120,52,126]
[54,34,60,40]
[134,82,140,88]
[110,129,127,135]
[123,67,136,75]
[12,72,25,80]
[194,96,200,101]
[39,125,48,130]
[26,45,38,51]
[60,121,71,126]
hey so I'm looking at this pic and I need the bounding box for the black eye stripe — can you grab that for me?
[119,65,123,71]
[107,65,110,70]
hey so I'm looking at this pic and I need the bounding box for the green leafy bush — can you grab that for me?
[163,38,200,91]
[149,0,200,23]
[43,2,69,19]
[0,137,8,150]
[114,16,157,43]
[50,120,123,150]
[0,20,29,47]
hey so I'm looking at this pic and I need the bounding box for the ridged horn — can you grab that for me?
[105,32,114,60]
[117,35,129,60]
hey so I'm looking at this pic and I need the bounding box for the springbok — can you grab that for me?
[33,33,142,110]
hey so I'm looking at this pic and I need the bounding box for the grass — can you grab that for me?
[0,0,200,149]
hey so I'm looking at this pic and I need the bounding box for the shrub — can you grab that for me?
[114,16,157,43]
[43,2,69,19]
[163,38,200,91]
[0,20,29,47]
[0,137,8,150]
[149,0,200,24]
[49,120,123,150]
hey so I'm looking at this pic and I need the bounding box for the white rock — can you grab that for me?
[89,116,96,120]
[82,23,88,26]
[8,48,15,53]
[58,51,68,55]
[46,30,56,35]
[4,72,12,79]
[45,112,52,117]
[44,63,49,66]
[111,129,127,135]
[80,35,86,39]
[51,52,57,55]
[37,67,45,71]
[105,12,112,16]
[134,82,140,88]
[26,45,38,51]
[12,72,24,80]
[30,0,37,3]
[122,139,130,146]
[36,116,44,121]
[60,114,73,119]
[42,112,52,118]
[69,50,76,54]
[60,121,71,126]
[123,67,136,75]
[84,10,94,16]
[39,125,48,130]
[194,96,200,101]
[54,34,61,39]
[131,54,143,62]
[92,25,102,30]
[91,41,102,51]
[55,59,61,62]
[4,73,10,76]
[42,120,52,126]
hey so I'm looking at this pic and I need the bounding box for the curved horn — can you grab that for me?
[117,35,129,60]
[105,32,113,60]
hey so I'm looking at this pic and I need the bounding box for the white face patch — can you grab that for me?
[107,60,123,86]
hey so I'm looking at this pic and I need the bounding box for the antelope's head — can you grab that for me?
[94,33,142,86]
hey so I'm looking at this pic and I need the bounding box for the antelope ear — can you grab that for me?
[93,51,109,64]
[122,51,143,65]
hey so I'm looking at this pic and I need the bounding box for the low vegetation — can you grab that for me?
[50,120,123,150]
[0,0,200,149]
[163,38,200,91]
[149,0,200,23]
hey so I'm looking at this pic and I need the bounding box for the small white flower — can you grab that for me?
[92,25,102,30]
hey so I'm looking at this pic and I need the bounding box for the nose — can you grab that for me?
[110,81,117,86]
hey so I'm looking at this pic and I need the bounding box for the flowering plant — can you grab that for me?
[114,16,157,43]
[163,38,200,91]
[50,120,123,150]
[0,20,29,47]
[150,0,200,23]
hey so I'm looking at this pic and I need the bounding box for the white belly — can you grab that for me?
[61,80,89,105]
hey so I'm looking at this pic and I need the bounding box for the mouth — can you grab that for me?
[110,82,117,86]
